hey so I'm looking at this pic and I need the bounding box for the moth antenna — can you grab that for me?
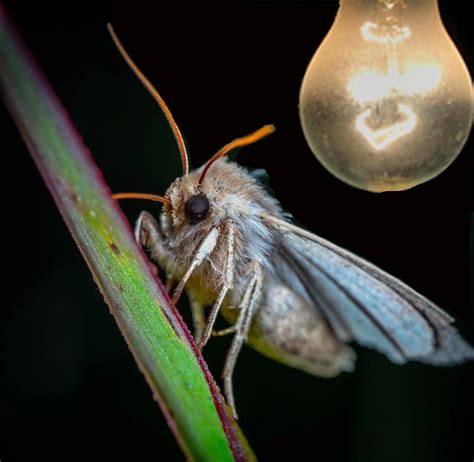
[198,124,275,186]
[107,24,190,175]
[112,192,171,206]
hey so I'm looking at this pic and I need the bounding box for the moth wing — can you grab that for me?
[265,215,474,365]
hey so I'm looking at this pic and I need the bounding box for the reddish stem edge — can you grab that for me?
[0,6,247,461]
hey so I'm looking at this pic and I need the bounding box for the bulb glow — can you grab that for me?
[300,0,472,192]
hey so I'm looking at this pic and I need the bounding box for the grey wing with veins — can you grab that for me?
[270,216,474,366]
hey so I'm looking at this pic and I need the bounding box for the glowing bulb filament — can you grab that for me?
[349,21,440,151]
[355,103,417,150]
[348,65,442,103]
[361,21,411,45]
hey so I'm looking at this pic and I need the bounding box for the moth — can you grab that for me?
[108,26,474,418]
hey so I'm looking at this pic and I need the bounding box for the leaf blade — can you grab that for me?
[0,7,254,461]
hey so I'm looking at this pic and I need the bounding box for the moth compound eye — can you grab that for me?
[184,194,210,223]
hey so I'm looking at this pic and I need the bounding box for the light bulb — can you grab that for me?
[299,0,473,192]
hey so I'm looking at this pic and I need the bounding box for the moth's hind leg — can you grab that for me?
[223,261,263,419]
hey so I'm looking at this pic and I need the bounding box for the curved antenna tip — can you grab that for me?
[198,124,276,185]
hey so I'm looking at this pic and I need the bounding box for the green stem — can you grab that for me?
[0,6,255,462]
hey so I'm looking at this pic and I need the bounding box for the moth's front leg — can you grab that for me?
[134,211,175,290]
[135,211,212,342]
[197,219,236,349]
[171,226,220,304]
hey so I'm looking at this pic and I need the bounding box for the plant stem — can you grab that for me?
[0,6,255,461]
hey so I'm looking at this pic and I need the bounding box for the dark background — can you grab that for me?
[1,2,473,461]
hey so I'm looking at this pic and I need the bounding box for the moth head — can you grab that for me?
[164,175,212,228]
[107,25,274,227]
[163,124,274,229]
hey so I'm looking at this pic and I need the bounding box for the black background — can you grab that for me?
[1,2,473,461]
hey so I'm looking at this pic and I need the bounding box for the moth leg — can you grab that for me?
[189,296,206,343]
[212,326,236,337]
[171,226,220,304]
[212,305,239,336]
[135,211,172,284]
[198,220,236,349]
[223,261,263,419]
[135,211,164,252]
